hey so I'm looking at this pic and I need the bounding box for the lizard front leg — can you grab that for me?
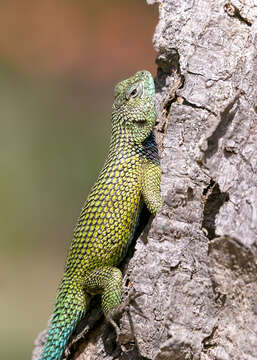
[142,160,162,215]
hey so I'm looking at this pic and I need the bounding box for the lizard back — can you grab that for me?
[65,145,144,277]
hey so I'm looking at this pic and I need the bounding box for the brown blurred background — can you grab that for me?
[0,1,158,359]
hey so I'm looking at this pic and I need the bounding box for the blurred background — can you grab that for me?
[0,1,158,359]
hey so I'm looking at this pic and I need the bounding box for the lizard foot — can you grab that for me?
[105,289,146,342]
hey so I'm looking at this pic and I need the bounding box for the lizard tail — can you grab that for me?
[40,280,89,360]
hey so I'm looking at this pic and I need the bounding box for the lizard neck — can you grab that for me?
[107,130,158,163]
[108,126,142,156]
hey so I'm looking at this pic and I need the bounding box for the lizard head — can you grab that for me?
[112,70,156,144]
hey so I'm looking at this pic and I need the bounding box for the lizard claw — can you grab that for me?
[123,288,147,318]
[106,288,146,342]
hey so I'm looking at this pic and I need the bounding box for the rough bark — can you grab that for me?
[33,1,257,359]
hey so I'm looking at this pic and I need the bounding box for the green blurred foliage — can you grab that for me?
[0,63,110,360]
[0,1,157,359]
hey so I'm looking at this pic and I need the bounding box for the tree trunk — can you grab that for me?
[33,0,257,359]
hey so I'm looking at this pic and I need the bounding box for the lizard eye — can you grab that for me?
[127,82,143,100]
[130,88,138,97]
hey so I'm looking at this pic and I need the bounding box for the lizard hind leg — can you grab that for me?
[84,266,123,337]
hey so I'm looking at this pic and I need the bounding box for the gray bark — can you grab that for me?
[33,0,257,359]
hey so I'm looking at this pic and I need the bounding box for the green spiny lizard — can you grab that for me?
[40,70,162,360]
